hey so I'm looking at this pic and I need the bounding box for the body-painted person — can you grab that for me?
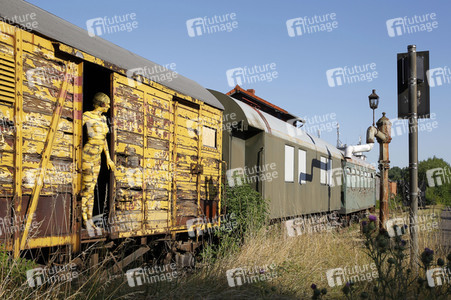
[81,92,116,229]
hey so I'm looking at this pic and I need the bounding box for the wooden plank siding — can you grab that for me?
[0,19,223,253]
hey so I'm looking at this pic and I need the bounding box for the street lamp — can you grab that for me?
[368,89,379,126]
[365,89,392,230]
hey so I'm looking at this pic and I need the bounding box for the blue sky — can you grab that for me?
[28,0,451,168]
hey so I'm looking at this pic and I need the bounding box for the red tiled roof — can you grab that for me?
[226,85,291,115]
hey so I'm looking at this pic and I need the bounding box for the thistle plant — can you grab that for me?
[312,215,451,299]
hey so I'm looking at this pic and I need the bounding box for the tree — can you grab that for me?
[389,166,404,181]
[419,156,451,206]
[390,157,451,207]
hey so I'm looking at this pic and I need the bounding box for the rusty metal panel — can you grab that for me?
[111,73,223,236]
[111,73,173,236]
[174,102,200,226]
[0,196,11,247]
[0,100,14,196]
[199,105,222,221]
[0,22,79,253]
[111,75,145,234]
[144,88,172,231]
[0,17,224,250]
[20,32,76,198]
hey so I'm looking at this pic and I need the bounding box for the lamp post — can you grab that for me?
[366,89,391,229]
[369,89,379,127]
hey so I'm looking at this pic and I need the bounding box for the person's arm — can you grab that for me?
[104,139,116,174]
[102,116,116,174]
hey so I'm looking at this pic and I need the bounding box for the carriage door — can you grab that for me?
[110,73,172,237]
[173,100,202,227]
[110,73,146,234]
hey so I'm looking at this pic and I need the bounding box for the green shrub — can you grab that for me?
[201,181,269,261]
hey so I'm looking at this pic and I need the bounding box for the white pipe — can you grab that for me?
[344,126,377,159]
[344,143,374,159]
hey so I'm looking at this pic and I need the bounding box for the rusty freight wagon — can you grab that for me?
[0,0,223,259]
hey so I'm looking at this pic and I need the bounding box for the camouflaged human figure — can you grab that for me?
[81,92,116,229]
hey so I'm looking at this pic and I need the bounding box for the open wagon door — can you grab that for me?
[109,73,173,238]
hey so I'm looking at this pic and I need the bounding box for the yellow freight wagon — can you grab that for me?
[0,0,223,259]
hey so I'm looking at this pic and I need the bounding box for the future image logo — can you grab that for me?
[226,264,277,287]
[186,13,238,37]
[226,168,245,187]
[427,67,451,87]
[285,212,338,237]
[26,268,45,287]
[0,13,38,33]
[226,268,245,287]
[426,167,451,187]
[286,13,338,37]
[226,63,278,87]
[125,264,178,287]
[26,264,78,287]
[426,268,450,287]
[386,217,408,238]
[25,65,71,88]
[186,217,206,237]
[386,13,438,37]
[86,18,104,36]
[0,213,39,237]
[226,164,278,187]
[126,268,144,287]
[126,63,177,86]
[385,213,439,238]
[326,63,377,87]
[86,13,138,37]
[186,213,237,238]
[390,114,438,138]
[386,18,404,37]
[328,168,344,187]
[326,268,346,287]
[326,263,378,287]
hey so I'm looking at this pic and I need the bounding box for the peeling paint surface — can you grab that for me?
[0,20,223,253]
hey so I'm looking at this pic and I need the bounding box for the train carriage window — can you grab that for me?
[361,170,364,188]
[361,171,364,188]
[320,156,330,185]
[327,159,332,186]
[363,172,367,188]
[351,168,356,188]
[346,167,351,187]
[298,149,306,184]
[358,169,362,188]
[366,172,369,188]
[354,169,358,188]
[285,145,294,182]
[203,126,217,148]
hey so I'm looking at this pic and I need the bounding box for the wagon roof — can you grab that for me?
[209,89,343,159]
[0,0,224,110]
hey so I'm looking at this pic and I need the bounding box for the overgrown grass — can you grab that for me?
[0,189,449,299]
